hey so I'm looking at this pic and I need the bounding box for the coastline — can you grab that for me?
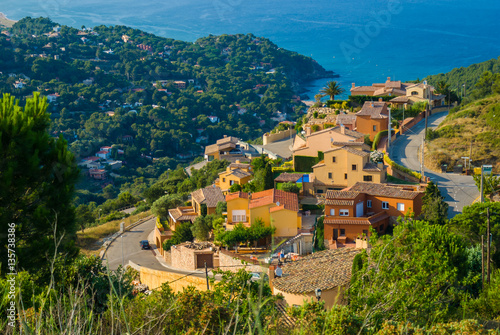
[0,12,17,28]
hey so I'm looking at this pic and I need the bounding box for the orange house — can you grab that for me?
[355,100,389,140]
[323,182,425,247]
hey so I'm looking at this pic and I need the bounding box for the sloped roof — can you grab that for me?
[275,173,303,183]
[191,186,225,207]
[273,248,361,294]
[226,191,249,201]
[249,189,299,212]
[356,101,389,119]
[348,182,422,200]
[390,96,411,103]
[325,199,355,206]
[326,190,360,199]
[363,162,384,172]
[336,114,357,125]
[168,208,198,222]
[324,212,389,225]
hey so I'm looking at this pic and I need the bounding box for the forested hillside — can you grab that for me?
[0,17,333,204]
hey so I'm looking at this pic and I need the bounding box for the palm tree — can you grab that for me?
[319,81,345,101]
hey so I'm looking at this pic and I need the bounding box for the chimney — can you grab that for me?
[378,98,383,102]
[223,135,227,138]
[235,160,240,164]
[387,76,391,81]
[377,162,383,169]
[268,264,276,292]
[340,124,346,134]
[305,126,311,136]
[352,83,355,88]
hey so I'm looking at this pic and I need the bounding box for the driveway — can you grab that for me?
[389,111,479,218]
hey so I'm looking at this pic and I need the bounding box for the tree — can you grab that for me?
[163,222,194,251]
[419,181,449,224]
[248,218,275,249]
[151,194,183,219]
[281,181,300,194]
[229,183,242,193]
[473,173,500,199]
[263,162,274,190]
[348,221,474,330]
[0,93,79,272]
[215,201,227,216]
[191,215,211,241]
[319,81,345,101]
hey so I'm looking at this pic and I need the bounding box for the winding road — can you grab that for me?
[389,111,479,218]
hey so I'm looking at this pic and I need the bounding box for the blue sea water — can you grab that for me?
[2,0,500,98]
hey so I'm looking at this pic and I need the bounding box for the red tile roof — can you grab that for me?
[226,191,249,201]
[348,182,423,200]
[249,189,299,212]
[356,101,389,119]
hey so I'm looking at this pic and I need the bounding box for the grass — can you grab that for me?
[426,94,500,173]
[76,210,152,255]
[387,175,419,185]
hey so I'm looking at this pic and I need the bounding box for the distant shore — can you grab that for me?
[0,12,17,28]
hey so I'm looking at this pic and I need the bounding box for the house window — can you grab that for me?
[367,200,372,208]
[316,189,324,194]
[332,156,336,163]
[352,165,357,171]
[397,203,405,211]
[363,229,368,236]
[373,125,377,132]
[340,229,346,236]
[232,210,246,223]
[230,180,235,185]
[363,175,373,182]
[330,209,335,216]
[340,209,349,216]
[380,224,384,231]
[328,172,333,179]
[411,91,418,96]
[382,201,389,209]
[344,173,348,179]
[222,178,226,182]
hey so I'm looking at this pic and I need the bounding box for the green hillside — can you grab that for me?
[426,94,500,172]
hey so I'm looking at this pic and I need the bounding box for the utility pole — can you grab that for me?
[121,235,124,267]
[425,104,429,136]
[480,165,484,203]
[487,207,491,284]
[387,107,391,153]
[204,261,210,290]
[421,135,425,180]
[481,235,485,289]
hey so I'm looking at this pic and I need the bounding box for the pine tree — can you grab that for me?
[0,93,80,271]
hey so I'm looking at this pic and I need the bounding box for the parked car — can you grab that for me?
[250,272,268,282]
[140,240,150,250]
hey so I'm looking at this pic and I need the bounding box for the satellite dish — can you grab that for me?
[275,267,282,277]
[276,201,280,206]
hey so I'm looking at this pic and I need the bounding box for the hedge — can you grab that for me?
[384,154,422,180]
[372,129,394,151]
[272,166,295,173]
[294,155,320,173]
[348,95,393,106]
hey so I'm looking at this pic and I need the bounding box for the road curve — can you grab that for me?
[389,111,479,218]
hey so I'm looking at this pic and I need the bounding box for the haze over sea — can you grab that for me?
[3,0,500,98]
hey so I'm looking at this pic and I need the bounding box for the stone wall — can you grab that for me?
[263,128,296,145]
[140,266,208,292]
[171,244,215,271]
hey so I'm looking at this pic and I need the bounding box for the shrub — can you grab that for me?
[384,154,422,180]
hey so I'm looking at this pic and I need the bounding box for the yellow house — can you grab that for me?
[355,100,389,141]
[204,135,241,161]
[226,189,302,238]
[215,161,253,194]
[312,143,387,194]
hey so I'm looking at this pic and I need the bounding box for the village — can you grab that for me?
[101,76,461,310]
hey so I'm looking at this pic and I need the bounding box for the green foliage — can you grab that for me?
[215,218,275,249]
[420,181,449,224]
[348,95,393,106]
[163,222,194,251]
[319,80,345,101]
[191,215,211,241]
[281,181,300,194]
[0,93,79,272]
[314,216,325,251]
[229,183,242,192]
[473,173,500,199]
[372,129,389,151]
[311,124,320,132]
[349,221,474,330]
[151,194,183,219]
[450,201,500,268]
[383,153,422,180]
[294,155,321,173]
[215,201,227,216]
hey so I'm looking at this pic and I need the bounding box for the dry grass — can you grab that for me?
[426,95,500,172]
[76,210,153,255]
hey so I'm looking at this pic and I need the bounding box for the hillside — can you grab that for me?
[426,94,500,172]
[0,17,334,203]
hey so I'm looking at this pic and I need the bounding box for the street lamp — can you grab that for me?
[315,288,322,302]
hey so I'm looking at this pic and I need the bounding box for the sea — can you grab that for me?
[2,0,500,98]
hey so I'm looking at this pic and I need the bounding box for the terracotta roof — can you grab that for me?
[363,162,384,172]
[216,136,239,145]
[349,182,422,200]
[226,191,249,201]
[351,86,377,93]
[342,146,370,157]
[390,96,411,103]
[324,212,389,225]
[332,142,371,151]
[218,142,237,151]
[229,162,251,170]
[311,160,325,168]
[325,199,355,206]
[269,205,286,213]
[191,186,225,208]
[273,248,361,294]
[249,189,299,212]
[228,169,252,179]
[336,114,357,125]
[356,101,389,119]
[274,173,303,183]
[307,126,364,140]
[168,208,198,222]
[204,143,219,155]
[326,190,360,199]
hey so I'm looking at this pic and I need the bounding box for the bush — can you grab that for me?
[372,129,393,151]
[384,154,422,180]
[294,155,320,172]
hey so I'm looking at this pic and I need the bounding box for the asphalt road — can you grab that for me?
[389,111,479,218]
[102,217,165,271]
